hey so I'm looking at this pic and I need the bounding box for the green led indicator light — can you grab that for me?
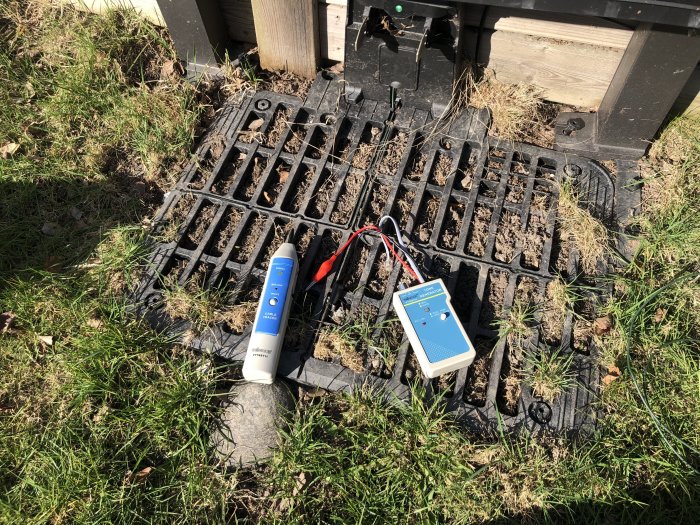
[395,4,403,13]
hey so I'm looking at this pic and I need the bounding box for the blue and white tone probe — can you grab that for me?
[242,230,298,384]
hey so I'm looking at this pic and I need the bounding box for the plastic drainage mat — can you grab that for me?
[134,73,638,436]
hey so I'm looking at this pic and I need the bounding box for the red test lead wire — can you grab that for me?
[305,224,419,291]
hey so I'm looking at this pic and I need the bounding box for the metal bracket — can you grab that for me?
[155,0,233,78]
[555,23,700,160]
[343,1,466,117]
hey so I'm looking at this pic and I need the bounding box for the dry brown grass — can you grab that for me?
[217,301,257,334]
[641,115,700,216]
[162,283,256,334]
[556,181,609,275]
[468,69,549,143]
[314,328,364,373]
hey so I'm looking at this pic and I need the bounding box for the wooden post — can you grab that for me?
[251,0,320,78]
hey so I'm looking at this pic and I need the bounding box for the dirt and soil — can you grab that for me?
[521,212,547,270]
[230,214,266,263]
[351,126,381,169]
[258,221,294,270]
[398,249,424,289]
[283,166,315,213]
[407,151,427,181]
[238,117,264,144]
[415,195,439,243]
[181,203,217,250]
[402,351,421,383]
[573,318,592,353]
[345,244,371,291]
[162,193,196,241]
[260,162,291,207]
[549,228,572,277]
[184,262,212,293]
[212,151,247,195]
[466,205,493,256]
[366,252,392,299]
[235,155,268,201]
[505,175,525,203]
[313,328,364,373]
[164,257,189,288]
[262,107,292,148]
[494,211,522,263]
[463,339,493,406]
[377,131,408,176]
[499,343,523,415]
[479,270,508,327]
[221,294,258,335]
[332,136,352,165]
[541,280,565,345]
[283,125,305,154]
[330,169,364,224]
[511,159,530,175]
[293,226,315,262]
[458,163,475,191]
[430,152,454,186]
[515,277,541,307]
[436,371,457,397]
[207,207,243,257]
[186,134,227,190]
[392,186,416,230]
[307,169,334,218]
[320,230,342,261]
[438,200,465,250]
[364,184,390,225]
[307,128,329,159]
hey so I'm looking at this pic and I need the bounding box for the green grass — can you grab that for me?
[0,0,200,272]
[1,1,699,523]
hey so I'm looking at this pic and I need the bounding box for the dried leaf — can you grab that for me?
[654,308,666,323]
[602,365,621,386]
[38,335,53,346]
[0,312,15,334]
[0,142,19,158]
[278,170,290,184]
[262,191,273,204]
[160,59,184,80]
[87,318,104,329]
[328,62,344,74]
[292,472,308,497]
[592,315,612,336]
[248,118,264,131]
[133,466,153,483]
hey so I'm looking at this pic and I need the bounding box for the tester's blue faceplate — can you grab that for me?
[254,257,294,336]
[398,281,472,363]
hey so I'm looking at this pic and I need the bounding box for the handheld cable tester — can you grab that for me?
[393,279,475,378]
[242,237,298,384]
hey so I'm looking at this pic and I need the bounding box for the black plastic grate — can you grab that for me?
[134,73,627,436]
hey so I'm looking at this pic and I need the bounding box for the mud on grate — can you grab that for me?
[133,73,628,436]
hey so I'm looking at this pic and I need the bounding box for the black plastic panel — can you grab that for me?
[133,73,626,436]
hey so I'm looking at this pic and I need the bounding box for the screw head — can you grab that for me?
[255,98,271,111]
[528,401,553,424]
